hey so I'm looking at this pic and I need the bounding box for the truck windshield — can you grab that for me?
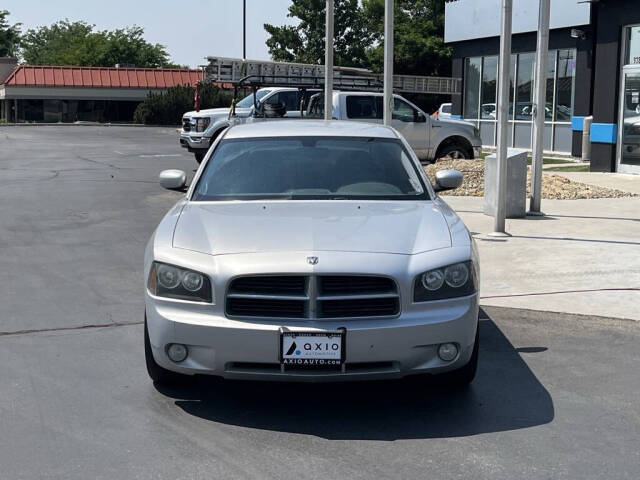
[193,136,429,201]
[235,90,272,108]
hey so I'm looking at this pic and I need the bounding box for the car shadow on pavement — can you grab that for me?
[155,312,554,440]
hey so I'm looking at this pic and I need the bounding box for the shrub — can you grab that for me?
[134,83,233,125]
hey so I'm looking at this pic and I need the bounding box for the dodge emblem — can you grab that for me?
[307,256,319,265]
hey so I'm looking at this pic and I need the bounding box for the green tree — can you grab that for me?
[20,20,171,67]
[134,84,233,125]
[0,10,21,57]
[362,0,452,76]
[263,0,451,77]
[264,0,369,68]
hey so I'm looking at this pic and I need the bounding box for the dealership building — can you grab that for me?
[0,58,203,124]
[445,0,640,173]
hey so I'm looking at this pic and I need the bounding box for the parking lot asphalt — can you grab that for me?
[1,126,639,479]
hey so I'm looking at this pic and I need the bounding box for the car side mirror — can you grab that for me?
[434,169,463,192]
[415,111,427,123]
[159,169,186,191]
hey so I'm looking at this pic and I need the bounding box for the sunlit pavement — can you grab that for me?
[1,126,639,479]
[444,195,640,321]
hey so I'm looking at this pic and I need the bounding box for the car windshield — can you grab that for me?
[193,136,429,201]
[235,90,272,108]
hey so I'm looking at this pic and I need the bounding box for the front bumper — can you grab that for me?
[473,145,482,159]
[145,293,479,382]
[179,132,211,151]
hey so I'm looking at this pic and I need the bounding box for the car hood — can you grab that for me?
[436,118,475,129]
[172,201,451,256]
[183,107,252,120]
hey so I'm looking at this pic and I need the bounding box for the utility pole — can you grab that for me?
[383,0,394,126]
[243,0,246,62]
[241,0,247,77]
[491,0,513,236]
[528,0,551,216]
[324,0,334,120]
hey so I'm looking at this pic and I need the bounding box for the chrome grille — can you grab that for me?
[226,275,399,319]
[182,118,192,132]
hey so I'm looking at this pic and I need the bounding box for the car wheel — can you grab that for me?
[144,316,186,384]
[438,144,470,160]
[439,327,479,389]
[194,151,205,164]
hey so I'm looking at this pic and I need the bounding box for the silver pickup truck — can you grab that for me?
[180,87,482,163]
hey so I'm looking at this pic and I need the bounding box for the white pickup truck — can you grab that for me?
[180,87,482,163]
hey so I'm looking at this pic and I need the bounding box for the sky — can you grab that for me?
[3,0,297,67]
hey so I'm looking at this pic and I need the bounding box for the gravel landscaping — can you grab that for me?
[425,159,636,199]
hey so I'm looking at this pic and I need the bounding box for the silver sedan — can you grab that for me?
[144,120,480,386]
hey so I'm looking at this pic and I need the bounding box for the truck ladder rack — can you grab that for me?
[205,56,460,95]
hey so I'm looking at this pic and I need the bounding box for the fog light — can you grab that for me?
[438,343,458,362]
[167,343,188,362]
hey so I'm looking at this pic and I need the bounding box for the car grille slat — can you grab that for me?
[226,275,399,320]
[229,275,306,295]
[319,276,395,295]
[227,298,306,318]
[318,298,399,318]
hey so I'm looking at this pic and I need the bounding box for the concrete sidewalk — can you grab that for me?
[443,196,640,321]
[551,171,640,195]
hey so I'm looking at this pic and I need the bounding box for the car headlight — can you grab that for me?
[195,118,210,132]
[414,261,477,302]
[148,261,213,303]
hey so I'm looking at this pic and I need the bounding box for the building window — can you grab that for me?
[625,25,640,66]
[555,49,576,122]
[464,57,481,120]
[545,52,556,121]
[481,56,498,119]
[515,52,535,120]
[463,49,576,153]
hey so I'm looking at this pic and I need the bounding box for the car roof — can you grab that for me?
[224,120,399,139]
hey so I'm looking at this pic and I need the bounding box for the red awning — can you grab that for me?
[2,65,203,89]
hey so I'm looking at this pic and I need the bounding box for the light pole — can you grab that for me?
[324,0,334,120]
[383,0,394,126]
[528,0,551,216]
[243,0,247,61]
[491,0,513,236]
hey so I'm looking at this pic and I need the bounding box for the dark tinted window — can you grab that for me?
[194,136,427,201]
[346,96,383,119]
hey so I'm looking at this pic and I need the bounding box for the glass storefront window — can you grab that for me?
[464,49,574,124]
[555,49,576,122]
[481,56,498,119]
[625,26,640,66]
[545,52,556,121]
[515,52,535,120]
[463,48,576,153]
[464,57,481,120]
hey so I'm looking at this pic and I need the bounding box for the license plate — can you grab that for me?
[281,331,344,368]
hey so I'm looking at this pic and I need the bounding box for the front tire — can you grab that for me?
[144,317,186,384]
[437,143,471,160]
[194,151,205,164]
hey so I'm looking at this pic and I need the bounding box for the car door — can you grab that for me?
[391,96,429,159]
